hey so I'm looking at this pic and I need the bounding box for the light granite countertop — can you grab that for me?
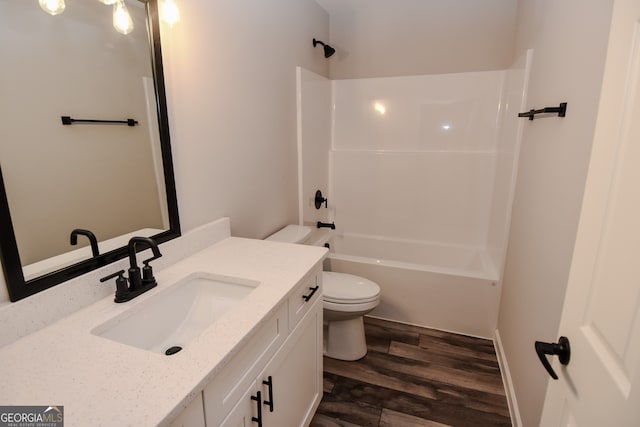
[0,236,327,426]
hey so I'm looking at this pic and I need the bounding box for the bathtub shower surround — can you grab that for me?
[330,71,505,272]
[298,52,531,337]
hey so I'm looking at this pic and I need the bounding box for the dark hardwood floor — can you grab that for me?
[310,317,511,427]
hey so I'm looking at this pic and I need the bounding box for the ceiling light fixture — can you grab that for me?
[113,0,134,35]
[39,0,65,16]
[160,0,180,27]
[39,0,176,36]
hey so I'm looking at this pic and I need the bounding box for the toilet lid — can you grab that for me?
[322,271,380,304]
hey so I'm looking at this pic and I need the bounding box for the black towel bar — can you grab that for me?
[61,116,138,126]
[518,102,567,120]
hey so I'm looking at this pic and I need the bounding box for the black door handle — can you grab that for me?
[535,336,571,380]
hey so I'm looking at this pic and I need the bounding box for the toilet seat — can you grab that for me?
[322,271,380,304]
[324,299,380,314]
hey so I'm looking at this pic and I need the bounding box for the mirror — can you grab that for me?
[0,0,180,302]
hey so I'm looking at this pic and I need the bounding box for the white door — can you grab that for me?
[539,0,640,425]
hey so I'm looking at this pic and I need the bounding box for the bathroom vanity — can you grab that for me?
[0,230,327,427]
[173,264,323,427]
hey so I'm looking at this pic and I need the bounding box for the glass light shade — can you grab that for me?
[98,0,117,5]
[39,0,65,16]
[113,0,134,35]
[160,0,180,27]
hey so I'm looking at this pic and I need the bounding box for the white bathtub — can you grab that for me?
[325,233,502,338]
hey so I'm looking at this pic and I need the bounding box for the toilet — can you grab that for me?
[266,225,381,361]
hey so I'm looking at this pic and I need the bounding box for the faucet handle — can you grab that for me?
[142,252,162,266]
[100,270,130,302]
[315,190,328,209]
[100,270,126,283]
[141,253,162,285]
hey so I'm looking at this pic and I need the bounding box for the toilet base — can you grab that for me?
[324,316,367,361]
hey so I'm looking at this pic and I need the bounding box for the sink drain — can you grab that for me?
[165,346,183,356]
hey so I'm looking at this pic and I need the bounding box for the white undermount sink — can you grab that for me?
[91,272,259,355]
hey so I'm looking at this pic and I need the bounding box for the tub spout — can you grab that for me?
[317,221,336,230]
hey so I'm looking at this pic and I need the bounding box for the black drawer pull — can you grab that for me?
[303,285,319,302]
[251,390,263,426]
[262,376,274,412]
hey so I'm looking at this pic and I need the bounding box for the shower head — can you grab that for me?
[313,38,335,58]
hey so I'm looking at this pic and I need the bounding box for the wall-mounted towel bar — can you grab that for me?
[518,102,567,120]
[61,116,138,126]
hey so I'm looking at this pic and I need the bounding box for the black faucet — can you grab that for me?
[127,236,162,291]
[70,229,100,257]
[100,236,162,303]
[317,221,336,230]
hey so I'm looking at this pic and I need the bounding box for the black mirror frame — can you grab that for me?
[0,0,180,302]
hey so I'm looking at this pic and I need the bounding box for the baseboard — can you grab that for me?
[365,314,493,340]
[494,328,522,427]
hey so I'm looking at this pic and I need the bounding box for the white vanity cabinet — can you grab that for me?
[169,394,206,427]
[203,270,323,427]
[0,232,329,427]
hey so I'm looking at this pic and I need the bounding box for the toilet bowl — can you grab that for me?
[322,271,380,360]
[266,225,381,361]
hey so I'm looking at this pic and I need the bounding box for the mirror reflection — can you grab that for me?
[0,0,171,280]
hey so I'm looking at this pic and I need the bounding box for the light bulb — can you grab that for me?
[113,0,134,35]
[39,0,65,16]
[160,0,180,27]
[98,0,117,5]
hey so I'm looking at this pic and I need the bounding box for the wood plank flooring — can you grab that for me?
[310,317,511,427]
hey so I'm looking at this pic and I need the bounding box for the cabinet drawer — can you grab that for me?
[288,270,322,332]
[203,303,287,427]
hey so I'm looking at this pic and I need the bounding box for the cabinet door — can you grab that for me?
[203,304,287,427]
[219,380,260,427]
[259,299,322,427]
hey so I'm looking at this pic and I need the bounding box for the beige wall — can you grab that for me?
[497,1,614,425]
[160,0,330,239]
[318,0,518,79]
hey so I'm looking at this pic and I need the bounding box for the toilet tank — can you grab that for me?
[265,225,312,244]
